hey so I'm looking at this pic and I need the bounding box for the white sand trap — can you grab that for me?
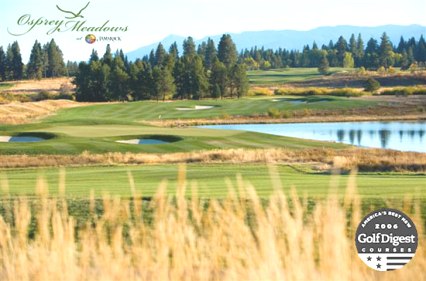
[0,136,45,142]
[176,105,215,111]
[116,139,169,145]
[0,136,12,142]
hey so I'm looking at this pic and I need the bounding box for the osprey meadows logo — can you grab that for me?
[7,1,128,37]
[355,208,418,271]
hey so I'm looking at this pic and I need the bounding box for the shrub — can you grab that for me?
[381,87,426,96]
[267,108,282,118]
[363,78,380,92]
[32,91,54,101]
[248,87,274,96]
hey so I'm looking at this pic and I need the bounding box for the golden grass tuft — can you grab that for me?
[0,100,82,124]
[1,148,425,172]
[0,166,425,280]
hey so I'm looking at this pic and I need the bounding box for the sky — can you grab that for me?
[1,0,425,62]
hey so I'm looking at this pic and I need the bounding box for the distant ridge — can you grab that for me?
[126,25,426,61]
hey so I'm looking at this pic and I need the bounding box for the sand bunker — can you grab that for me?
[176,105,215,111]
[116,138,169,145]
[0,136,45,143]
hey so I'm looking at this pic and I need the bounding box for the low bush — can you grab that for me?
[267,107,282,118]
[364,78,381,92]
[248,87,274,96]
[381,87,426,96]
[32,91,55,101]
[274,87,364,97]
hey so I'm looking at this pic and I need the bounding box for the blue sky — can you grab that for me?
[1,0,425,61]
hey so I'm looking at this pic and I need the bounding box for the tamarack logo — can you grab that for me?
[7,1,128,40]
[355,208,418,271]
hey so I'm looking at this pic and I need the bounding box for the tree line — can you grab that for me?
[75,35,249,101]
[241,33,426,70]
[0,39,67,81]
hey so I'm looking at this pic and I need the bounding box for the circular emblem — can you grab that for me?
[355,208,418,271]
[85,34,96,44]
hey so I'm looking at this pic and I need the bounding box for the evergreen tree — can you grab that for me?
[154,43,167,67]
[109,55,130,101]
[153,66,175,101]
[204,38,217,70]
[102,44,113,66]
[318,53,330,74]
[364,38,379,69]
[218,34,238,68]
[209,59,227,99]
[416,35,426,62]
[46,39,66,77]
[335,36,348,66]
[355,34,365,67]
[0,47,6,81]
[400,50,410,70]
[349,34,357,55]
[183,37,196,59]
[396,36,406,53]
[231,63,248,98]
[6,42,24,80]
[90,49,99,62]
[379,32,394,68]
[27,41,44,79]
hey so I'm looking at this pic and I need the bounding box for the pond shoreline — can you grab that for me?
[145,114,426,127]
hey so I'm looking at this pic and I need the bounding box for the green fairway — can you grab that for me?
[44,96,375,123]
[1,164,425,198]
[247,68,351,85]
[0,96,377,154]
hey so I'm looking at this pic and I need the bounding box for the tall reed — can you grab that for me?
[0,165,424,280]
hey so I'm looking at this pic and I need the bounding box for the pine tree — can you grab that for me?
[204,38,217,70]
[355,34,365,67]
[218,34,237,68]
[90,49,99,62]
[102,44,113,66]
[27,41,44,79]
[153,66,175,101]
[416,35,426,62]
[231,64,248,98]
[209,59,227,99]
[46,39,66,77]
[154,43,167,67]
[379,32,394,68]
[6,42,24,80]
[183,37,196,59]
[335,36,348,67]
[109,55,130,101]
[396,36,406,53]
[0,47,6,81]
[364,38,379,69]
[318,53,330,74]
[349,34,357,55]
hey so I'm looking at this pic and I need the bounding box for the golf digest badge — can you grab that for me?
[355,208,418,271]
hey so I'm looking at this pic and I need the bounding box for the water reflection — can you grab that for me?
[200,121,426,153]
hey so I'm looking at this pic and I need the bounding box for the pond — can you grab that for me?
[200,121,426,153]
[0,136,46,143]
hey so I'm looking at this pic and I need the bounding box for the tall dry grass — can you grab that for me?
[0,100,81,124]
[1,148,426,172]
[0,165,424,280]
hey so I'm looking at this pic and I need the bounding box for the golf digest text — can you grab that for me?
[357,233,416,248]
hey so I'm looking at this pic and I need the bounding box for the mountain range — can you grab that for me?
[126,25,426,61]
